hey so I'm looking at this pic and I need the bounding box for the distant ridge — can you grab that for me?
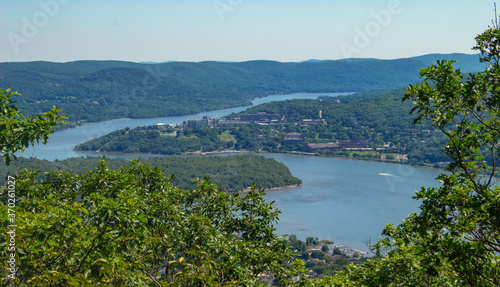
[0,53,486,125]
[310,53,485,73]
[410,53,485,73]
[301,59,330,63]
[137,54,486,73]
[138,61,174,64]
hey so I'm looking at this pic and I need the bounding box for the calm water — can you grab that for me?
[21,92,441,251]
[262,154,439,251]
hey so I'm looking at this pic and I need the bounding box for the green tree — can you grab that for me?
[318,17,500,287]
[0,89,306,286]
[306,237,315,245]
[301,252,310,261]
[1,160,302,286]
[392,21,500,285]
[0,88,65,164]
[311,250,325,260]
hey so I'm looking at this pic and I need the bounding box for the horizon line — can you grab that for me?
[0,52,481,65]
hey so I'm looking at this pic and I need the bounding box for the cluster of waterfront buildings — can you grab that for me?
[155,113,409,157]
[305,244,369,275]
[157,112,323,129]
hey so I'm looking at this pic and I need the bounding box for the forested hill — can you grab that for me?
[0,155,302,192]
[0,54,484,126]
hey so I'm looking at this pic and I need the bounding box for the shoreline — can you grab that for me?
[54,91,353,131]
[75,148,445,172]
[238,183,303,194]
[54,93,309,131]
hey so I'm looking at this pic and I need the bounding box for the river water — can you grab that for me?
[21,92,441,251]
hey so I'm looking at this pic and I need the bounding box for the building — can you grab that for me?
[283,133,305,142]
[341,139,369,150]
[305,142,341,152]
[157,123,166,131]
[186,120,199,128]
[186,116,215,128]
[240,112,282,122]
[217,119,250,127]
[299,119,323,126]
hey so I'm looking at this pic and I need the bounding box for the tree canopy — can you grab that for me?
[0,90,302,286]
[0,155,302,192]
[1,160,300,286]
[0,88,65,164]
[318,19,500,287]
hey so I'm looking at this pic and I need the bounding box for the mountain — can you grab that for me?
[410,53,486,73]
[0,53,485,126]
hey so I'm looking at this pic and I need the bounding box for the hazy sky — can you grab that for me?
[0,0,496,63]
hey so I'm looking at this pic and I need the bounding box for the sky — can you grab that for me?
[0,0,496,63]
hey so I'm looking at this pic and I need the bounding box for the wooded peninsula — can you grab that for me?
[0,155,301,192]
[75,89,449,166]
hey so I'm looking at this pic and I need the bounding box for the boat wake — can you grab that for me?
[378,172,402,178]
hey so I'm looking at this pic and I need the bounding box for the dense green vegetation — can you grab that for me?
[1,160,301,286]
[0,89,305,286]
[0,155,301,192]
[0,54,485,128]
[0,88,65,164]
[1,27,499,285]
[319,24,500,286]
[76,126,228,155]
[286,235,369,277]
[75,89,450,166]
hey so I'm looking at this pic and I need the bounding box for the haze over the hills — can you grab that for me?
[0,1,494,63]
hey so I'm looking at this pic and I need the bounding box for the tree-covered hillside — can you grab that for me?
[75,88,449,165]
[0,54,484,127]
[0,155,301,192]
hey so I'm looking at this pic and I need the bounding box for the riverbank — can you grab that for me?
[78,147,446,174]
[239,183,303,193]
[56,92,352,132]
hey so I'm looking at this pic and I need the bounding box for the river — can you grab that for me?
[21,92,441,251]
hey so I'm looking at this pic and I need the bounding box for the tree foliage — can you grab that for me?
[1,160,301,286]
[2,21,500,286]
[0,89,305,286]
[0,88,65,165]
[317,20,500,287]
[0,155,301,192]
[76,90,449,165]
